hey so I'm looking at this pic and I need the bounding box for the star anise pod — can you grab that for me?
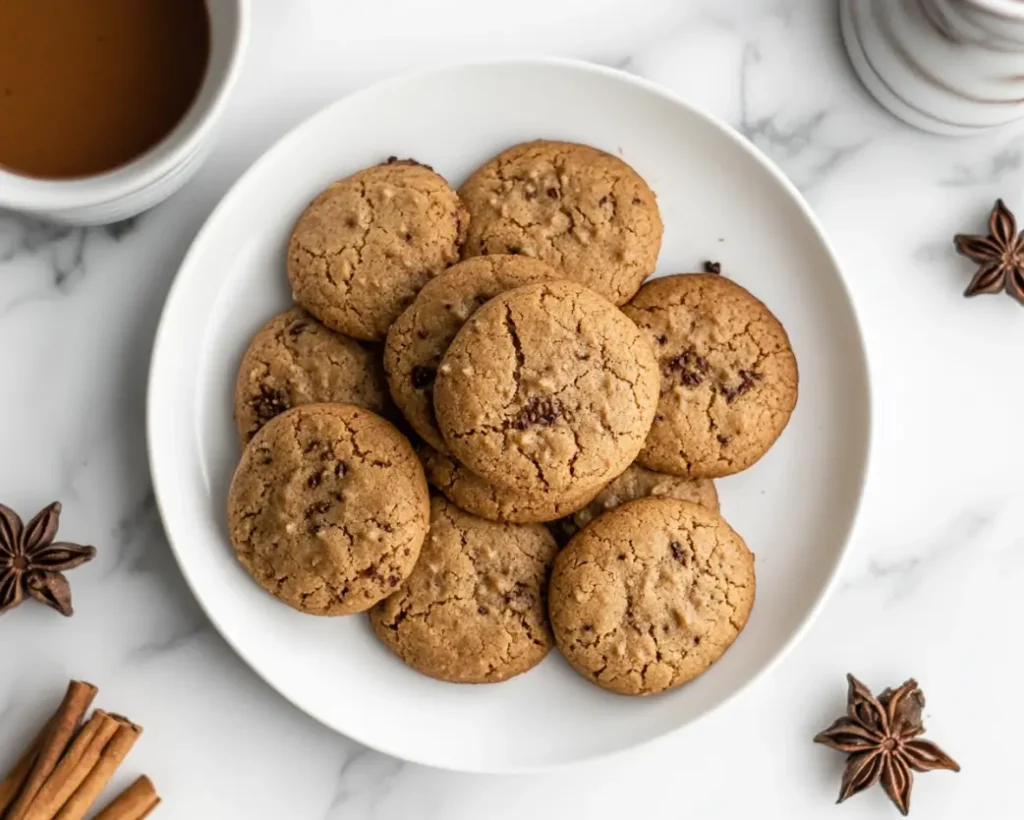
[0,502,96,617]
[953,198,1024,303]
[814,674,960,815]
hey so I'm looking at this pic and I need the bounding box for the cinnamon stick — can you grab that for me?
[91,776,160,820]
[5,680,98,820]
[53,716,142,820]
[20,710,120,820]
[0,718,51,813]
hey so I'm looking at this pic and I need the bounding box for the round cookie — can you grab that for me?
[287,158,468,341]
[384,254,557,452]
[549,497,755,696]
[458,140,663,305]
[226,404,429,616]
[623,274,798,478]
[433,280,660,497]
[552,463,719,543]
[369,496,558,683]
[419,444,602,524]
[233,307,389,444]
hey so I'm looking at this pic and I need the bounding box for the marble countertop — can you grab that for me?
[2,1,1022,817]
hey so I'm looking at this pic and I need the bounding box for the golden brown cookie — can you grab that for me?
[549,497,755,696]
[384,254,557,452]
[226,404,429,616]
[552,463,718,542]
[433,280,660,498]
[623,274,798,478]
[369,496,558,683]
[458,140,662,305]
[418,444,602,524]
[287,158,468,341]
[233,307,388,444]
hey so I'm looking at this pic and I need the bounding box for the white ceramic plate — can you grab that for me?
[147,58,871,773]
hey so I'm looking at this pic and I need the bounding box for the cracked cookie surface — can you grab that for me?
[458,140,662,305]
[234,307,389,444]
[226,403,429,616]
[384,254,557,452]
[419,444,602,524]
[433,280,660,498]
[369,496,557,683]
[287,159,468,341]
[623,274,798,478]
[552,463,719,543]
[549,497,754,696]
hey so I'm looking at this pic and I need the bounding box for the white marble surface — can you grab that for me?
[2,0,1022,817]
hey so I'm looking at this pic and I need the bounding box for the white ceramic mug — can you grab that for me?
[0,0,248,225]
[841,0,1024,135]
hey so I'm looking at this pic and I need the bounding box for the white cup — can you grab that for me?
[0,0,249,225]
[842,0,1024,136]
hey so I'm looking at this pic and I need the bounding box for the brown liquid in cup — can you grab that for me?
[0,0,210,180]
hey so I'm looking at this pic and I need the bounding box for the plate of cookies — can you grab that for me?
[148,58,871,771]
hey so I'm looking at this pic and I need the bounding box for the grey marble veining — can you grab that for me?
[2,0,1022,817]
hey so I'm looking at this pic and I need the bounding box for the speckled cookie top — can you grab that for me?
[384,254,557,452]
[369,496,557,683]
[554,463,719,542]
[458,140,662,305]
[233,307,388,444]
[433,280,660,497]
[287,159,468,341]
[549,497,755,696]
[623,274,798,478]
[226,403,429,616]
[418,444,602,524]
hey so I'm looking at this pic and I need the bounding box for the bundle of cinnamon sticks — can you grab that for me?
[0,681,159,820]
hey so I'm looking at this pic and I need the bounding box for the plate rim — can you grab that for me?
[146,55,874,773]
